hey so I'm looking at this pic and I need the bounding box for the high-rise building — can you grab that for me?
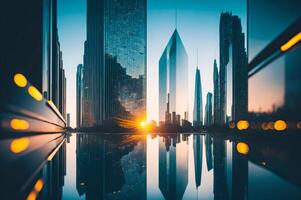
[232,16,248,121]
[218,12,247,124]
[76,64,84,128]
[165,93,172,125]
[219,12,233,125]
[0,0,66,116]
[193,68,203,127]
[213,60,219,125]
[159,29,189,123]
[205,92,213,126]
[83,0,147,127]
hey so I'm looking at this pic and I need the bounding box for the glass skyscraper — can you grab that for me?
[193,67,203,127]
[205,92,213,126]
[83,0,146,127]
[159,29,188,122]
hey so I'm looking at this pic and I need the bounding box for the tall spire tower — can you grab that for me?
[193,50,203,127]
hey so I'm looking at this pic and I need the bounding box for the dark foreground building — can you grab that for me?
[81,0,147,127]
[0,0,66,117]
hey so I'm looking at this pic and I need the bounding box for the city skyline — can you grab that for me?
[58,0,246,127]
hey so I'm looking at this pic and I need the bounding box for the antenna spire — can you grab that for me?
[175,9,178,29]
[197,48,199,68]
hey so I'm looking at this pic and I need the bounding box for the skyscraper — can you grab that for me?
[205,92,213,126]
[219,12,232,125]
[159,29,189,123]
[213,60,219,125]
[165,93,172,124]
[0,0,66,115]
[76,64,84,128]
[218,12,247,124]
[193,68,203,127]
[232,16,248,121]
[84,0,146,127]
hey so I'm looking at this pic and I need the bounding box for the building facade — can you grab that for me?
[217,12,247,124]
[205,92,213,126]
[193,68,203,127]
[83,0,147,127]
[0,0,66,117]
[76,64,84,127]
[213,59,219,125]
[159,29,188,123]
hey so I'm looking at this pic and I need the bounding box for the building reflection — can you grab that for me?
[193,135,203,188]
[76,134,146,199]
[231,141,248,200]
[40,142,67,200]
[205,135,213,171]
[0,133,66,200]
[213,137,229,200]
[158,135,188,200]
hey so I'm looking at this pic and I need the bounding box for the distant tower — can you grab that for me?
[213,60,219,125]
[159,29,188,122]
[76,64,84,128]
[205,92,213,126]
[193,66,203,127]
[165,93,171,124]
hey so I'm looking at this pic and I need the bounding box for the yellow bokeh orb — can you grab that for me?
[236,142,249,155]
[14,73,27,87]
[10,137,30,154]
[274,120,287,131]
[237,120,249,130]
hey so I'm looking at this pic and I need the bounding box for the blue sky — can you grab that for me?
[58,0,246,126]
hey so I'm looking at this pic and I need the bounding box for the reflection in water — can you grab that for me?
[213,137,228,200]
[193,135,203,188]
[2,133,301,199]
[158,135,188,200]
[205,135,213,171]
[75,134,146,200]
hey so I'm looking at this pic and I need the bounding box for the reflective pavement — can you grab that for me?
[1,132,301,200]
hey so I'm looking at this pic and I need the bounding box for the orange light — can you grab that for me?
[280,32,301,52]
[267,122,274,130]
[274,120,287,131]
[10,119,29,130]
[10,137,30,154]
[14,73,28,87]
[236,142,249,155]
[229,121,236,129]
[140,121,146,128]
[28,86,43,101]
[34,179,44,192]
[261,122,269,130]
[237,120,249,130]
[297,122,301,129]
[27,191,37,200]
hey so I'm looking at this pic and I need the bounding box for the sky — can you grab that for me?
[58,0,86,127]
[58,0,246,127]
